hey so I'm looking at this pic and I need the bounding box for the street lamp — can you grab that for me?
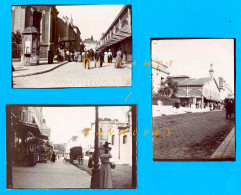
[90,106,100,188]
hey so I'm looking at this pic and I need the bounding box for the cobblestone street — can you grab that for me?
[12,159,91,189]
[74,159,133,189]
[13,61,132,88]
[153,110,235,161]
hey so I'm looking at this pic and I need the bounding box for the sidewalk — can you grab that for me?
[12,60,68,78]
[152,105,221,117]
[12,158,91,189]
[211,127,235,160]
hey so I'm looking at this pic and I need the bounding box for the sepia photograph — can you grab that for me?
[6,105,137,189]
[151,39,235,161]
[11,5,132,88]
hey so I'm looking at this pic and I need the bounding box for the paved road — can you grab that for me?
[153,111,235,161]
[13,61,132,88]
[74,159,133,189]
[12,159,91,189]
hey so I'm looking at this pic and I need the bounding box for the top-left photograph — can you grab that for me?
[11,5,132,88]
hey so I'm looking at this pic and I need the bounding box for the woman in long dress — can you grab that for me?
[115,49,122,68]
[104,51,108,64]
[100,148,112,188]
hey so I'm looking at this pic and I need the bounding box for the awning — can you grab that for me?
[96,25,132,51]
[20,122,41,136]
[19,121,49,141]
[203,94,220,102]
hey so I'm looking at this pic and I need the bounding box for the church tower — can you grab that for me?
[209,64,214,78]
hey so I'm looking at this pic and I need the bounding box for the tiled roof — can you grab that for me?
[171,76,211,86]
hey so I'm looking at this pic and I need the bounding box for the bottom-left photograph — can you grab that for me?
[6,105,137,189]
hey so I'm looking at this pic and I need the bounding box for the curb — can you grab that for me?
[210,127,235,159]
[13,61,68,78]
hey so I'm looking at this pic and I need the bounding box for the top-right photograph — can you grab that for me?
[151,38,235,161]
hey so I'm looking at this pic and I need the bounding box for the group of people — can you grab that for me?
[48,47,127,70]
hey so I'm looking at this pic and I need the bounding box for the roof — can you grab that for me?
[101,5,130,38]
[96,25,131,51]
[169,75,190,78]
[178,77,211,86]
[169,76,211,86]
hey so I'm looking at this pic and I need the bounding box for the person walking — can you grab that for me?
[115,48,122,68]
[51,152,56,163]
[108,49,112,63]
[104,50,108,64]
[48,49,53,64]
[88,152,93,168]
[97,50,104,68]
[100,142,112,189]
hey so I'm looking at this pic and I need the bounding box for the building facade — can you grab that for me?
[64,108,133,164]
[96,5,132,62]
[170,65,221,107]
[9,106,52,166]
[81,37,97,52]
[12,6,81,61]
[12,5,59,58]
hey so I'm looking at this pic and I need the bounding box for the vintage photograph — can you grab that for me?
[6,105,137,189]
[11,5,132,88]
[151,39,235,161]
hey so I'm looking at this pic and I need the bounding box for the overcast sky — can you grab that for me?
[152,39,234,91]
[42,106,130,144]
[56,5,124,40]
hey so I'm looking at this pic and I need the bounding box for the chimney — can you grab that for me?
[209,64,214,78]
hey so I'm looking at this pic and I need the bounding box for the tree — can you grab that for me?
[158,78,178,98]
[12,30,22,44]
[12,30,22,58]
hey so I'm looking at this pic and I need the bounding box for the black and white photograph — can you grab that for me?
[151,39,235,161]
[6,105,137,189]
[11,5,132,88]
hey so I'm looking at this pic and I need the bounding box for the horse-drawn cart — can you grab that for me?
[70,146,84,165]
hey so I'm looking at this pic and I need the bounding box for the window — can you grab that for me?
[123,135,127,144]
[111,135,115,145]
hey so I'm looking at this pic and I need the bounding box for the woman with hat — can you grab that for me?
[100,142,112,188]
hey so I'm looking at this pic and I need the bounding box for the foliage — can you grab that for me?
[158,78,178,98]
[12,30,22,44]
[12,30,22,58]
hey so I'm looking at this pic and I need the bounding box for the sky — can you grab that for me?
[152,39,235,91]
[56,5,124,40]
[42,106,130,144]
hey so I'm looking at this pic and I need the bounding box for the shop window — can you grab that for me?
[123,135,127,144]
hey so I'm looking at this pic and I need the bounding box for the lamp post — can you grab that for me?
[90,106,100,188]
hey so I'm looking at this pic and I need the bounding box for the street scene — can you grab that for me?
[151,39,235,161]
[11,5,132,88]
[6,105,137,189]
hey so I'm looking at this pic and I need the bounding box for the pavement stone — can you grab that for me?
[211,127,235,160]
[12,60,68,78]
[153,111,235,161]
[74,159,133,189]
[13,61,132,88]
[12,159,91,189]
